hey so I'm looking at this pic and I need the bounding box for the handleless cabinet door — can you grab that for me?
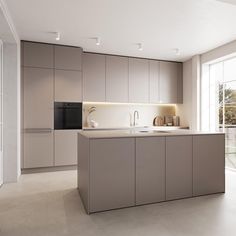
[193,135,225,196]
[55,46,82,70]
[136,137,165,205]
[149,60,160,103]
[128,58,149,103]
[54,130,78,166]
[23,42,54,68]
[23,67,54,128]
[24,131,54,168]
[106,56,129,102]
[166,136,193,200]
[83,53,105,102]
[89,138,135,212]
[159,62,182,104]
[55,70,82,102]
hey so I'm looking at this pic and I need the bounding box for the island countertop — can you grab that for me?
[78,129,223,139]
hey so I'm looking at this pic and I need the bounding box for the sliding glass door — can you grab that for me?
[218,58,236,169]
[208,57,236,169]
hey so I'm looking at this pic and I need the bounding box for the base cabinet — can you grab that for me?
[166,136,193,200]
[89,138,135,213]
[24,132,54,168]
[193,135,225,196]
[54,130,78,166]
[136,137,165,205]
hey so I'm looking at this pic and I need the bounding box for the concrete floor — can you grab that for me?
[0,170,236,236]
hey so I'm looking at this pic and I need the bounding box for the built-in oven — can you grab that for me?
[54,102,82,130]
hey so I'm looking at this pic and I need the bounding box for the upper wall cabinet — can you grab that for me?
[106,56,129,103]
[54,46,82,70]
[129,58,149,103]
[55,70,82,102]
[159,62,182,104]
[23,42,54,68]
[149,60,160,103]
[83,53,106,102]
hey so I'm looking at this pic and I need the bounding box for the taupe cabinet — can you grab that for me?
[23,42,54,68]
[89,138,135,213]
[193,135,225,196]
[106,55,129,103]
[78,134,225,214]
[54,70,82,102]
[82,52,183,104]
[24,132,54,168]
[22,41,82,169]
[149,60,160,103]
[54,45,82,70]
[23,67,54,128]
[23,67,54,168]
[160,61,182,103]
[54,130,78,166]
[166,136,193,200]
[83,53,106,102]
[128,58,149,103]
[136,137,165,205]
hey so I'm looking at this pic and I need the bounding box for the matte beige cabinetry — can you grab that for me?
[54,130,78,166]
[23,67,54,128]
[166,136,193,200]
[54,45,82,70]
[106,55,129,102]
[136,137,165,205]
[23,42,54,68]
[83,53,106,102]
[24,132,54,168]
[159,61,182,103]
[128,58,149,103]
[149,60,160,103]
[89,138,135,213]
[55,70,82,102]
[193,135,225,196]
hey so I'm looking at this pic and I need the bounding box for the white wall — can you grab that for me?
[176,59,192,127]
[0,0,21,183]
[83,103,176,128]
[3,43,20,182]
[201,39,236,64]
[177,55,200,130]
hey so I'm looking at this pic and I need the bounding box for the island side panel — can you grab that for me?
[193,134,225,196]
[78,134,90,213]
[136,137,166,205]
[89,138,135,213]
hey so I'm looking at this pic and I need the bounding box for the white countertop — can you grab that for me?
[79,129,224,139]
[82,126,189,131]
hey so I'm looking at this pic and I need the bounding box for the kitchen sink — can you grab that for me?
[138,130,170,133]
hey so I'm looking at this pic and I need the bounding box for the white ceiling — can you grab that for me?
[217,0,236,5]
[4,0,236,62]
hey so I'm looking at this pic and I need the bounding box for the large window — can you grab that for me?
[209,57,236,169]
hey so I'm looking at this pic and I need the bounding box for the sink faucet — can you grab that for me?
[133,110,139,126]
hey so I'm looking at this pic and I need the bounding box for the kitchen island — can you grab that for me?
[78,129,225,214]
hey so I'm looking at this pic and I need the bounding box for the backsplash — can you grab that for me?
[83,103,176,128]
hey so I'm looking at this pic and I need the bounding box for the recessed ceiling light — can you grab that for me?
[95,37,101,46]
[55,32,60,41]
[174,48,180,56]
[137,43,143,51]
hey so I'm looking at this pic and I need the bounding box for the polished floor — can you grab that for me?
[0,170,236,236]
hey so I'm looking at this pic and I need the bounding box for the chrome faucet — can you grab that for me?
[133,110,139,126]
